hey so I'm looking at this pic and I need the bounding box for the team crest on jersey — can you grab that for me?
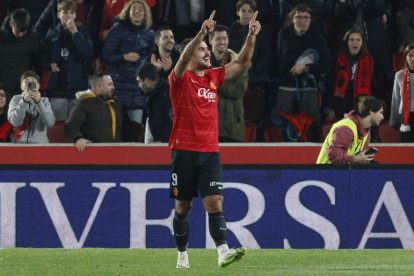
[209,81,217,90]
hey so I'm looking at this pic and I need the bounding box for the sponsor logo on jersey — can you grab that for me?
[197,88,216,103]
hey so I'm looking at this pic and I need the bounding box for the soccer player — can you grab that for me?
[168,10,261,268]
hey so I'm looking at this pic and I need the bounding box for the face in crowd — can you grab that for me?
[0,89,6,110]
[210,31,229,55]
[58,8,76,28]
[21,76,39,92]
[237,3,254,26]
[406,48,414,70]
[9,21,27,38]
[371,107,384,127]
[347,32,363,56]
[130,2,145,26]
[292,11,311,35]
[157,29,175,53]
[99,75,115,99]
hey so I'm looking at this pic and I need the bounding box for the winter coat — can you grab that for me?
[42,24,94,94]
[212,49,248,142]
[64,91,124,143]
[34,0,105,56]
[101,20,155,109]
[277,25,331,88]
[0,18,41,97]
[227,20,271,84]
[145,79,172,142]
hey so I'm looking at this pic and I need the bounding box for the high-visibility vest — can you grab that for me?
[316,118,368,164]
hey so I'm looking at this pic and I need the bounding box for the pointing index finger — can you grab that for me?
[250,11,258,23]
[208,10,216,20]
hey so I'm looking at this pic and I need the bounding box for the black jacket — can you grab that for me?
[145,79,172,142]
[228,20,271,84]
[34,0,105,56]
[0,18,41,97]
[277,25,331,87]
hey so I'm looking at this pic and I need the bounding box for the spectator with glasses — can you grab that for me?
[274,4,331,141]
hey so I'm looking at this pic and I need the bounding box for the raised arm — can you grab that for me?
[173,11,216,78]
[224,11,261,80]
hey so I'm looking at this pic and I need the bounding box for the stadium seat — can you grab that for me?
[244,121,256,142]
[264,123,284,142]
[47,120,68,143]
[378,120,399,143]
[243,85,265,123]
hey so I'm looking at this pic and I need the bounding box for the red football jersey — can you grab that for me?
[168,67,225,152]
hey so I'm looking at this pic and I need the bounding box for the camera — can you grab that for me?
[28,81,36,91]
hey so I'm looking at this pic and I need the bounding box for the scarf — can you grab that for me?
[334,52,373,98]
[0,122,12,141]
[401,69,411,132]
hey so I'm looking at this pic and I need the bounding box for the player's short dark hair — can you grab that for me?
[136,63,159,82]
[10,8,31,33]
[356,95,385,118]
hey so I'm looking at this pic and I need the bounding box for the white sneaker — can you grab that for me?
[176,252,190,269]
[218,247,246,268]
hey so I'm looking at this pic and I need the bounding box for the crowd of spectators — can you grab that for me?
[0,0,413,146]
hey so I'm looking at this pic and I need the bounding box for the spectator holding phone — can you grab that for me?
[8,71,55,143]
[317,96,385,164]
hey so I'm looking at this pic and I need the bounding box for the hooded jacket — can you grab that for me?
[64,90,124,143]
[8,94,55,143]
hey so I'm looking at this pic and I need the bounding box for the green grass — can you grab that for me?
[1,249,414,275]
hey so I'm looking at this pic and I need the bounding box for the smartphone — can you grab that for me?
[28,81,36,91]
[365,147,378,155]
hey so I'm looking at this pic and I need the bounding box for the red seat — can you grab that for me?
[378,120,399,143]
[244,121,256,142]
[264,124,284,142]
[47,121,68,143]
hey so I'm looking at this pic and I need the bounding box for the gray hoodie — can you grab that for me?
[8,94,55,143]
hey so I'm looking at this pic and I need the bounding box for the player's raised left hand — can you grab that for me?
[248,11,261,37]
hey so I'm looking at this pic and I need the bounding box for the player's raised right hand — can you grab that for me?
[200,10,216,36]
